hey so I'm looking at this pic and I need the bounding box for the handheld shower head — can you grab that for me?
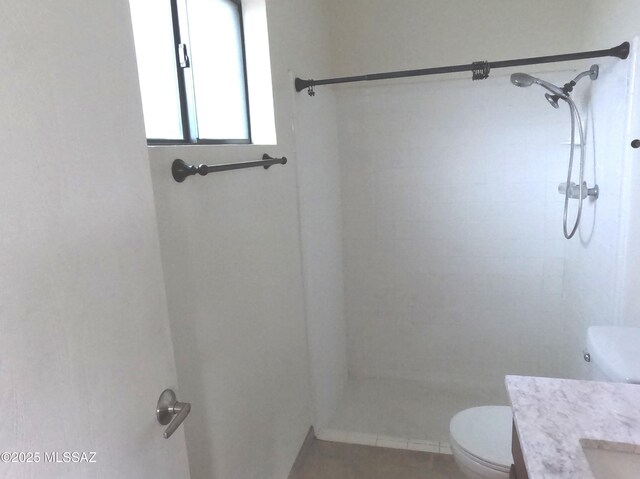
[510,73,536,87]
[510,72,569,108]
[511,72,568,109]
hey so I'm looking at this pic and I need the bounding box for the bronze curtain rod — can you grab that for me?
[295,42,630,96]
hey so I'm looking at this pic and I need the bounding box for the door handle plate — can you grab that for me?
[157,389,177,426]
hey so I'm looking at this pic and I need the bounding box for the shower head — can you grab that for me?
[545,93,560,109]
[510,73,536,88]
[510,73,568,99]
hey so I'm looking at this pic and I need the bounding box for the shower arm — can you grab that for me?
[562,66,599,94]
[295,42,629,95]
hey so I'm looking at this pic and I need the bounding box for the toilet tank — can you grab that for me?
[586,326,640,383]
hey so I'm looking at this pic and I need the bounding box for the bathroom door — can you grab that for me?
[0,1,190,478]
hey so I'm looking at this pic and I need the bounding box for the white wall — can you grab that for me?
[583,3,640,332]
[0,1,190,478]
[560,54,634,378]
[553,0,640,376]
[621,40,640,329]
[147,0,341,477]
[311,0,640,400]
[336,71,573,397]
[292,0,349,432]
[325,0,591,77]
[293,1,640,437]
[295,91,348,429]
[314,0,589,400]
[584,1,640,53]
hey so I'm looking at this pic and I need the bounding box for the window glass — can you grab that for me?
[129,0,184,140]
[187,0,249,140]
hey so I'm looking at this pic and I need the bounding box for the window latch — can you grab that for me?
[178,43,190,68]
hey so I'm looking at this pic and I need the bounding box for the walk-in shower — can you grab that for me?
[292,36,633,469]
[510,66,600,239]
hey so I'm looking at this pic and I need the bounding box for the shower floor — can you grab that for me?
[320,376,506,453]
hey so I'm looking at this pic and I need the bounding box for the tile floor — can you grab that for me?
[289,437,464,479]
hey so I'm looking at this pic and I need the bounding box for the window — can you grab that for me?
[129,0,251,144]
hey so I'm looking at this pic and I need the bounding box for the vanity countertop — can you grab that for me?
[505,375,640,479]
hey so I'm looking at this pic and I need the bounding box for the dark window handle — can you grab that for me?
[632,139,640,148]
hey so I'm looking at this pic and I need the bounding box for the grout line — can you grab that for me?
[438,441,452,455]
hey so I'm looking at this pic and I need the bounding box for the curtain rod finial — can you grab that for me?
[295,77,315,95]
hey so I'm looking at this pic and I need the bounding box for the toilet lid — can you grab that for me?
[450,406,513,468]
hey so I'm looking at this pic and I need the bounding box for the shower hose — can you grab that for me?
[563,98,585,239]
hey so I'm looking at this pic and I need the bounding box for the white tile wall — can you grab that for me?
[336,70,586,396]
[303,2,640,454]
[561,51,636,377]
[328,375,500,442]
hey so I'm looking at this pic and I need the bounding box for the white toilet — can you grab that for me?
[449,405,513,479]
[449,325,640,479]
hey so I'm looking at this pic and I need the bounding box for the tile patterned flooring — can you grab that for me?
[289,437,464,479]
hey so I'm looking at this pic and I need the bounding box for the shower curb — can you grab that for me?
[315,428,452,455]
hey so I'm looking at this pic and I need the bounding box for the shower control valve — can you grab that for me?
[558,181,599,200]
